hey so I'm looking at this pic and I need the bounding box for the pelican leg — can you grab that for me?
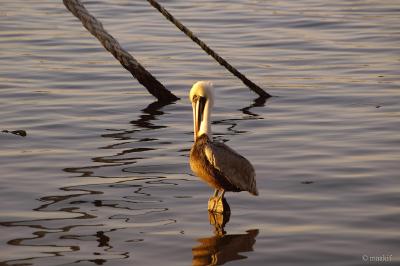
[208,189,220,211]
[213,189,219,197]
[214,190,225,213]
[219,190,225,200]
[209,190,226,213]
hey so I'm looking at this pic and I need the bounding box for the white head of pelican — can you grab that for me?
[189,81,214,141]
[189,81,258,213]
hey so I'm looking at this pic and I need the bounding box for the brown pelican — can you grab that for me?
[189,81,258,213]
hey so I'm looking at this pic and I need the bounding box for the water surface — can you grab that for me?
[1,0,399,265]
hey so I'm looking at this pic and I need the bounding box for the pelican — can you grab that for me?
[189,81,258,213]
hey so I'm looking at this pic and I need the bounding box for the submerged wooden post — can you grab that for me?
[63,0,179,102]
[147,0,271,98]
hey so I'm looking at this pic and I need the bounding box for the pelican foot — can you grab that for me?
[207,196,218,212]
[208,196,230,214]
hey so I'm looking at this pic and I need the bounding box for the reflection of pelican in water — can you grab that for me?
[193,206,258,265]
[192,227,259,266]
[189,81,258,213]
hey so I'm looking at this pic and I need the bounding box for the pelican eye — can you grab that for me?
[192,95,199,103]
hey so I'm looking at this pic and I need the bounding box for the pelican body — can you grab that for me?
[189,81,258,213]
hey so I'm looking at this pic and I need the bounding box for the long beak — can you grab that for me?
[192,101,199,141]
[192,97,206,141]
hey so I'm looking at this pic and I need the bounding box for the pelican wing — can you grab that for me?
[204,141,258,195]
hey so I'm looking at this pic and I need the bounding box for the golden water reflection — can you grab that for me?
[192,210,259,266]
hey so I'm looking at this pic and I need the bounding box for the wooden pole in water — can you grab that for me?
[63,0,179,102]
[146,0,271,98]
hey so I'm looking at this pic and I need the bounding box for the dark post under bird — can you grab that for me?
[189,81,258,213]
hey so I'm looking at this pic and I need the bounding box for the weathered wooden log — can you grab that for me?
[63,0,179,102]
[147,0,271,98]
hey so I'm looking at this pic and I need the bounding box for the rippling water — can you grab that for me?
[1,0,399,265]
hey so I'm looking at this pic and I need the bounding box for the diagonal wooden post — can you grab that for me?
[63,0,179,102]
[147,0,271,98]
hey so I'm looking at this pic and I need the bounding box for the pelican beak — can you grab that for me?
[192,96,206,141]
[192,101,199,141]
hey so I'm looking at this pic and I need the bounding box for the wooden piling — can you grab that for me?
[63,0,179,102]
[147,0,271,98]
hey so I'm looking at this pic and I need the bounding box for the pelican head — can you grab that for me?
[189,81,214,141]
